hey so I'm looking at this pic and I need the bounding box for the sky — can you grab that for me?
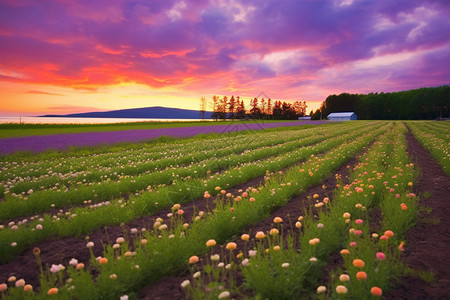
[0,0,449,116]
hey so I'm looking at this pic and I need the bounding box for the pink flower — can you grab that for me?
[376,252,386,260]
[349,241,357,247]
[354,230,363,236]
[355,219,363,225]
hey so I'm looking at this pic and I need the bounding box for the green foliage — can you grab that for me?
[322,85,450,120]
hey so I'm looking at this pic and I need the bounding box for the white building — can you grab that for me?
[327,112,357,121]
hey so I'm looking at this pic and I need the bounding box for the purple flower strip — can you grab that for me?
[0,121,326,155]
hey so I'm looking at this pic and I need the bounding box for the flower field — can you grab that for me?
[0,121,448,299]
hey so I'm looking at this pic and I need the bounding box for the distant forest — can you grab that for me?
[201,96,308,120]
[315,85,450,120]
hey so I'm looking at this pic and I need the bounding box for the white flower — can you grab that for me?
[120,295,129,300]
[86,242,94,248]
[218,291,230,299]
[50,264,64,273]
[116,237,125,244]
[210,254,220,261]
[248,250,257,257]
[281,263,289,268]
[241,258,250,266]
[180,280,190,288]
[69,258,78,266]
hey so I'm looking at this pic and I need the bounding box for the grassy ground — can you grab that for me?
[0,120,298,139]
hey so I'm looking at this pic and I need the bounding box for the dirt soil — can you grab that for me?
[384,129,450,300]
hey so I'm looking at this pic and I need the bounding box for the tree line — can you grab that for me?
[200,96,308,120]
[311,85,450,120]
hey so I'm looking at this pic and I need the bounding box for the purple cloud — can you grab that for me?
[0,0,448,106]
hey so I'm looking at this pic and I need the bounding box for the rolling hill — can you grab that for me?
[40,106,213,119]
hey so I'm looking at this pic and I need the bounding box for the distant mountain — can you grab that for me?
[40,106,213,119]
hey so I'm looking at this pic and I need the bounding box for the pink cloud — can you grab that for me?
[0,0,448,106]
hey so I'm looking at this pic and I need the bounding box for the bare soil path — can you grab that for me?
[384,129,450,300]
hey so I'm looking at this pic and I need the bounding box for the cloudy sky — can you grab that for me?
[1,0,449,116]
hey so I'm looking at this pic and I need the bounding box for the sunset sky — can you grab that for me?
[1,0,449,116]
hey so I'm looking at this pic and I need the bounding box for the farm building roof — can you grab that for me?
[327,112,356,117]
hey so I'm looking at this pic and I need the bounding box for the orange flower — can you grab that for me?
[352,259,365,268]
[356,271,367,280]
[401,203,408,210]
[47,288,59,295]
[335,285,348,294]
[340,249,350,255]
[206,239,216,247]
[309,238,320,246]
[339,274,350,282]
[24,284,33,292]
[398,241,405,251]
[273,217,283,223]
[0,283,7,292]
[226,242,237,250]
[371,287,382,296]
[189,256,199,264]
[99,257,108,264]
[76,263,84,270]
[269,228,279,235]
[255,231,266,239]
[241,234,250,241]
[384,230,394,237]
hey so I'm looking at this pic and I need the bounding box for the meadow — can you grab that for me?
[0,120,448,299]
